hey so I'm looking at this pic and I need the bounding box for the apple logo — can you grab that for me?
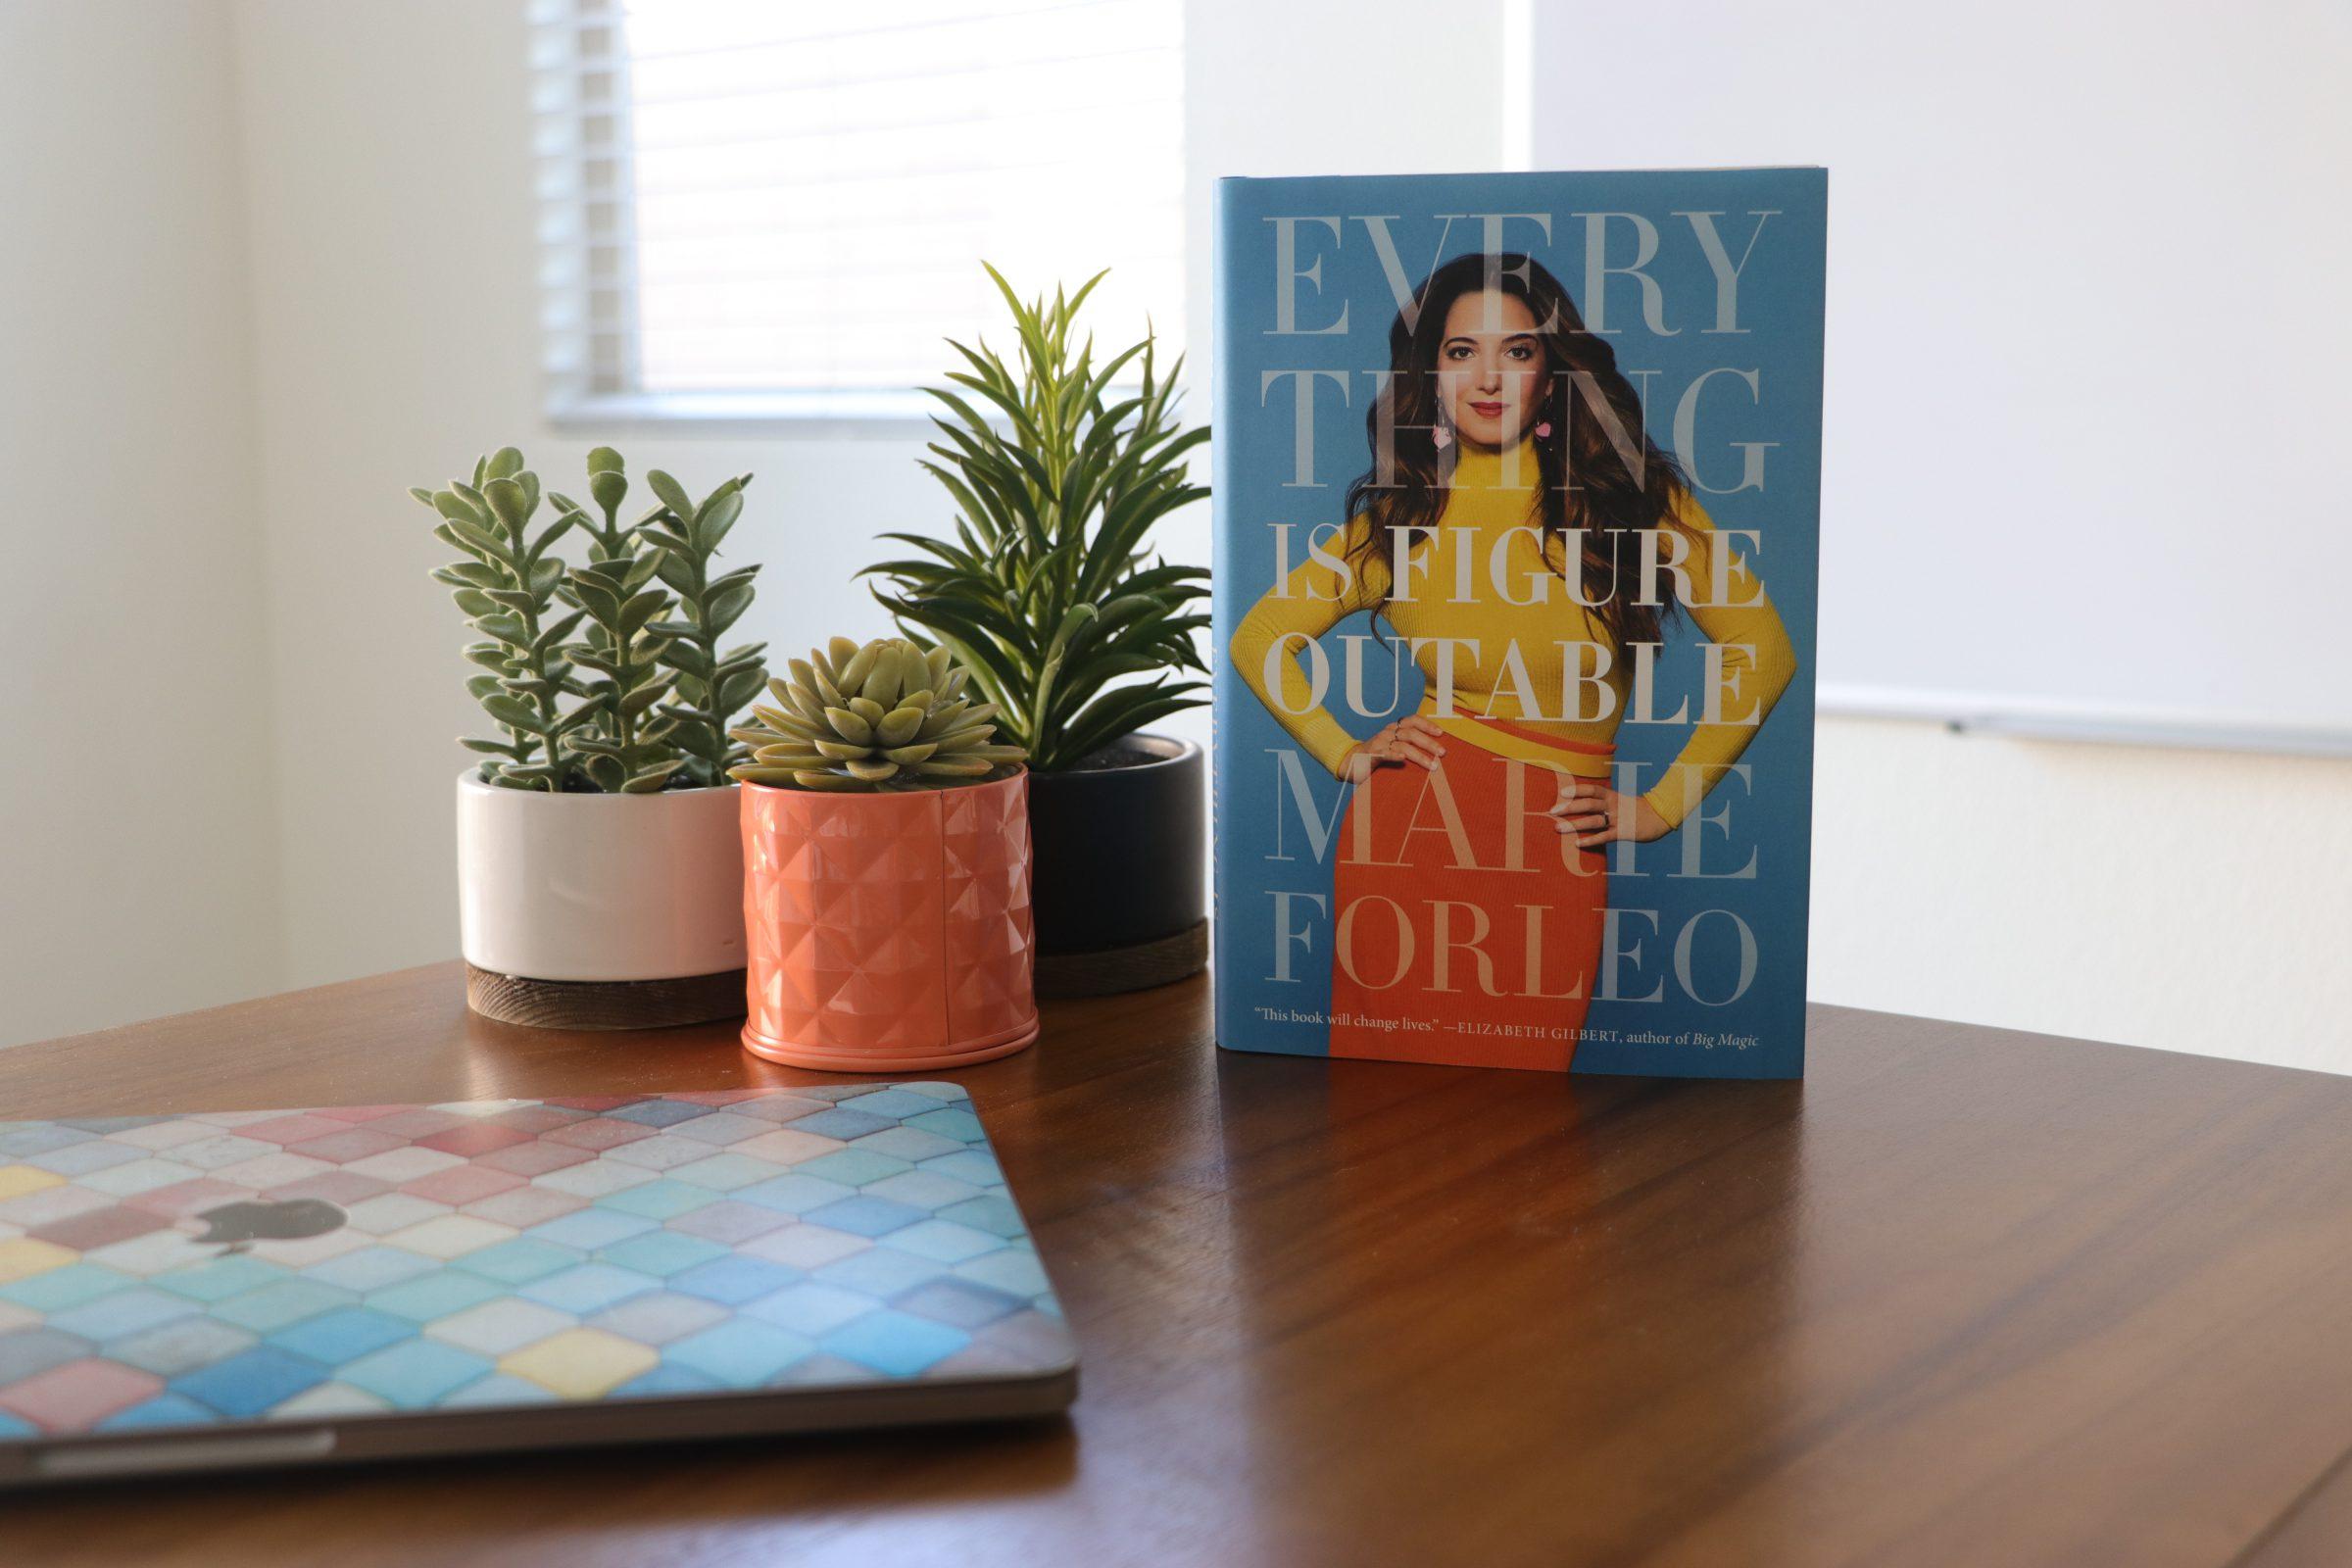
[192,1198,348,1253]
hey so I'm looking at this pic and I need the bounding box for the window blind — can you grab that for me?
[531,0,1187,418]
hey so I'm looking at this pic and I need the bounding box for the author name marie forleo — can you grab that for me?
[1262,751,1762,1006]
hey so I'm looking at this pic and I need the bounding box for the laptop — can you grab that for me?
[0,1083,1075,1485]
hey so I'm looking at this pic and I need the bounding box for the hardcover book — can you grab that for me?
[1212,170,1825,1077]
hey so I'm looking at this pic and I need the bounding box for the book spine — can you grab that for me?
[1209,177,1245,1053]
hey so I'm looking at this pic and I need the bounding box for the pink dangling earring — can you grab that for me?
[1432,425,1453,451]
[1533,421,1553,440]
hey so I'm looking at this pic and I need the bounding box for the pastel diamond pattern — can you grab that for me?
[498,1328,658,1399]
[0,1086,1069,1442]
[0,1166,64,1203]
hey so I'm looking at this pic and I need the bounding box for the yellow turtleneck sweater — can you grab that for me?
[1228,437,1798,828]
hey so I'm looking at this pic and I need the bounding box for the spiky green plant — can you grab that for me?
[727,637,1025,792]
[412,447,764,792]
[863,266,1208,772]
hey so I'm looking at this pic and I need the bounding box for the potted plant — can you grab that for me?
[866,267,1210,998]
[730,636,1036,1070]
[410,446,767,1028]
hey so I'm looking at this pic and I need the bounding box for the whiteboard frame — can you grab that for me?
[1819,685,2352,759]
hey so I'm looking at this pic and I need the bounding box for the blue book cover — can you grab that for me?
[1211,170,1825,1077]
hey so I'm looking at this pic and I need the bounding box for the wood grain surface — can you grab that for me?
[2,965,2350,1567]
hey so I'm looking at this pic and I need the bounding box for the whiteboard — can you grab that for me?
[1523,0,2352,751]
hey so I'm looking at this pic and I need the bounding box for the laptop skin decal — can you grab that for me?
[0,1085,1069,1441]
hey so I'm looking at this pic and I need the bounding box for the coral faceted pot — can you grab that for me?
[740,771,1039,1071]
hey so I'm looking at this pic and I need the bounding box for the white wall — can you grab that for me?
[0,0,282,1046]
[1815,720,2352,1073]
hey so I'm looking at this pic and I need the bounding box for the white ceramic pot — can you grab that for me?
[455,773,745,981]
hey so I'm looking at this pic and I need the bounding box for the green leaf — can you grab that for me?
[658,637,713,677]
[716,667,765,715]
[525,508,577,565]
[431,562,501,589]
[551,699,608,737]
[619,587,669,639]
[1049,682,1206,769]
[568,574,624,628]
[533,610,586,656]
[646,468,693,519]
[705,581,754,635]
[483,695,551,734]
[622,761,684,793]
[432,489,488,526]
[482,476,531,536]
[661,712,721,750]
[438,514,507,563]
[695,486,744,549]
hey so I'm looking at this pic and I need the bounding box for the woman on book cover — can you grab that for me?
[1230,252,1797,1070]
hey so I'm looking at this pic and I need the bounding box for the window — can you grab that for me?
[531,0,1187,421]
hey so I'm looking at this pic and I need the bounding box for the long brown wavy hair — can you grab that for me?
[1344,250,1695,647]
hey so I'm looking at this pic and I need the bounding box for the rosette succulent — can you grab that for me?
[727,636,1027,792]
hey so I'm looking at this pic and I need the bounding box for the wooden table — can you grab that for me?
[4,966,2350,1567]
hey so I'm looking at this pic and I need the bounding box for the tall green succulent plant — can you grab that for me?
[864,266,1209,773]
[412,447,765,792]
[638,470,765,788]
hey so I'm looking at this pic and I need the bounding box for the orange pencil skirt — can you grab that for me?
[1326,720,1610,1071]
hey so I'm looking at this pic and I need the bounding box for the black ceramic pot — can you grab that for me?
[1025,733,1207,998]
